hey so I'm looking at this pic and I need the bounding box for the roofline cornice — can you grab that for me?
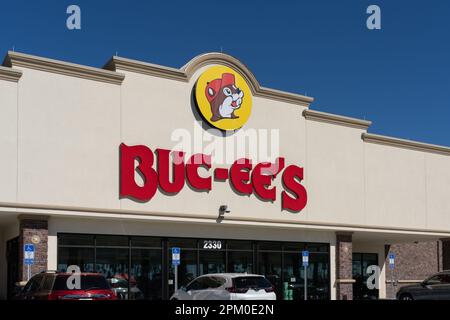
[303,109,372,129]
[0,65,22,82]
[4,51,125,85]
[105,52,314,107]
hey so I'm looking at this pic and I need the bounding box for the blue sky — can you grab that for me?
[1,0,449,146]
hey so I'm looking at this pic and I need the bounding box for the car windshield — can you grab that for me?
[53,275,110,291]
[233,276,272,289]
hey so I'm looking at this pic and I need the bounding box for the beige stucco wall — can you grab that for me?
[0,56,449,236]
[0,80,18,203]
[12,68,121,209]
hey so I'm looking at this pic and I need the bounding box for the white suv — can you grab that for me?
[170,273,276,300]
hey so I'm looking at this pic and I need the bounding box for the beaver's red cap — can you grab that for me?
[205,73,235,102]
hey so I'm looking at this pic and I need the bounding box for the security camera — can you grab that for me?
[219,205,230,216]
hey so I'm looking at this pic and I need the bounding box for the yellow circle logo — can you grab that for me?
[195,66,252,131]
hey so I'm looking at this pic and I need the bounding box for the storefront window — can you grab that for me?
[307,253,329,300]
[96,248,129,300]
[168,249,198,297]
[227,240,252,250]
[58,234,164,300]
[258,251,282,298]
[57,247,95,273]
[58,234,330,300]
[199,250,226,275]
[131,248,162,300]
[227,251,253,273]
[96,235,129,247]
[283,252,302,300]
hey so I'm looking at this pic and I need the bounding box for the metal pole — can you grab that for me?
[174,265,178,291]
[27,265,30,281]
[391,268,394,296]
[304,265,307,301]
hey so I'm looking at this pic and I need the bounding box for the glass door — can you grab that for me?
[283,252,303,300]
[258,250,282,299]
[352,253,379,300]
[130,237,163,300]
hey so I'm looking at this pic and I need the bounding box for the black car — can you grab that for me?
[396,271,450,300]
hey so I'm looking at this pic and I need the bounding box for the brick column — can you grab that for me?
[335,232,353,300]
[18,216,49,281]
[384,244,395,299]
[441,238,450,271]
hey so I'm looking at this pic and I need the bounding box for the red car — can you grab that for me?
[14,271,117,300]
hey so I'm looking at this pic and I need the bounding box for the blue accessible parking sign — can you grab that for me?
[24,244,35,265]
[172,247,180,266]
[389,253,395,270]
[302,250,309,267]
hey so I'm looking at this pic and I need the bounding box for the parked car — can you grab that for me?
[13,271,117,300]
[107,276,144,300]
[170,273,276,300]
[396,271,450,300]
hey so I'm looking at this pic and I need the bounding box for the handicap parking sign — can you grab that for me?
[389,253,395,270]
[172,247,180,266]
[24,244,35,265]
[302,250,309,267]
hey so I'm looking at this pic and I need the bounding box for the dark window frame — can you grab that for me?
[57,233,330,300]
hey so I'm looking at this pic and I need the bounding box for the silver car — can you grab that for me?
[171,273,276,300]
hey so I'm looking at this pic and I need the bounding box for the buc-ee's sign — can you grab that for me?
[120,66,308,212]
[119,144,308,212]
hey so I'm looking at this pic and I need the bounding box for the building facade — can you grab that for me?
[0,51,449,300]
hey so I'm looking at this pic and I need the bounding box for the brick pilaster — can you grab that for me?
[336,232,353,300]
[384,244,395,299]
[441,238,450,271]
[18,216,49,281]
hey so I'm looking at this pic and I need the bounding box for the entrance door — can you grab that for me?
[6,237,19,299]
[283,252,303,300]
[352,253,379,299]
[258,250,282,299]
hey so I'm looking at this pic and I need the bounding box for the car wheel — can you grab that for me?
[399,293,413,300]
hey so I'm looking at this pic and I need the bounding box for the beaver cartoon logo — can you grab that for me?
[206,73,244,121]
[195,66,252,131]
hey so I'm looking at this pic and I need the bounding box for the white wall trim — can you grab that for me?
[303,109,371,130]
[2,202,450,238]
[4,51,125,85]
[362,132,450,156]
[0,66,22,82]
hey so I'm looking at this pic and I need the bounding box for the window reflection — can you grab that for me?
[58,234,330,300]
[96,248,129,300]
[131,249,162,300]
